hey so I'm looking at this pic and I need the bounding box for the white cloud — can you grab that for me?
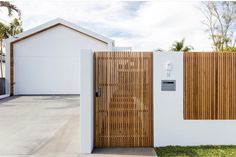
[7,0,212,51]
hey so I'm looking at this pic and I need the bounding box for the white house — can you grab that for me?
[5,18,126,95]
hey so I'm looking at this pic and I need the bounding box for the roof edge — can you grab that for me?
[6,18,114,46]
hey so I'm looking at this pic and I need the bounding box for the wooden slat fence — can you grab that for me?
[94,52,153,147]
[184,52,236,119]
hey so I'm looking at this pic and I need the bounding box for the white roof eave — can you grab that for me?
[7,18,114,45]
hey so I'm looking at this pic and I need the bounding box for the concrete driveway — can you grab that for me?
[0,96,156,157]
[0,96,80,157]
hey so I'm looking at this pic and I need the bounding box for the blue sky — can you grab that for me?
[2,1,212,51]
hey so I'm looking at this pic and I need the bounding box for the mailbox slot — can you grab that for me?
[161,80,176,91]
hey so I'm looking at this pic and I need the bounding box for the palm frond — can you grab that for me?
[170,38,194,52]
[0,1,21,18]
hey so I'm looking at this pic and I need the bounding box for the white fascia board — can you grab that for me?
[6,18,114,46]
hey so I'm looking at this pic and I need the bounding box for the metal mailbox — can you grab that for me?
[161,80,176,91]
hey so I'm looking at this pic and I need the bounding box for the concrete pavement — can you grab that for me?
[79,148,156,157]
[0,96,156,157]
[0,96,80,157]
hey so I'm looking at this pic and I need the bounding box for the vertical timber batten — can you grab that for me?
[184,52,236,120]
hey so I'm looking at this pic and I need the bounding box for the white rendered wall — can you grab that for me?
[0,63,5,78]
[6,25,110,95]
[80,50,94,153]
[154,52,236,147]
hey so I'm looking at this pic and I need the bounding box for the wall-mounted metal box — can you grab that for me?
[161,80,176,91]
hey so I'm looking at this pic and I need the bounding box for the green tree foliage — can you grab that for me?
[8,18,23,36]
[202,2,236,52]
[0,18,23,77]
[0,1,22,77]
[0,18,22,38]
[223,47,236,52]
[170,38,193,52]
[0,22,8,39]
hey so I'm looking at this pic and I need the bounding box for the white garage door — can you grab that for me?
[14,56,80,95]
[12,26,83,95]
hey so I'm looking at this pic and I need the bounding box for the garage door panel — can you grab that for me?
[14,56,80,95]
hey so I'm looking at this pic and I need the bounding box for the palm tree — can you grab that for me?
[170,38,193,52]
[0,18,23,77]
[0,22,8,77]
[0,1,22,78]
[8,18,23,36]
[0,1,21,18]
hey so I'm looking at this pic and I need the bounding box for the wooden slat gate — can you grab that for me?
[94,52,153,147]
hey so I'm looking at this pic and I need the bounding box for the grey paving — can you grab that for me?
[0,96,80,157]
[79,148,156,157]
